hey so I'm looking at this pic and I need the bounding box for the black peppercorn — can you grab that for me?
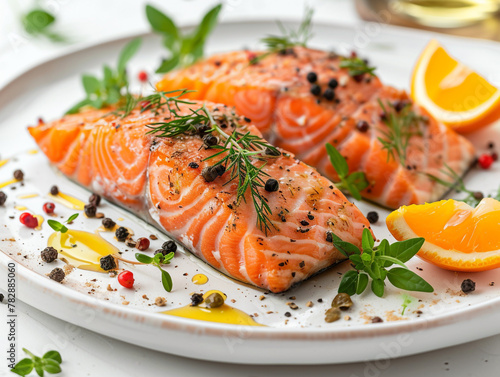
[41,246,58,263]
[0,293,3,302]
[473,191,484,201]
[115,226,129,242]
[284,312,291,317]
[310,84,321,96]
[0,191,6,206]
[89,193,101,206]
[366,211,379,224]
[203,134,218,147]
[162,240,177,253]
[393,100,408,113]
[13,169,24,181]
[154,249,167,256]
[190,293,204,306]
[48,268,65,283]
[84,203,97,218]
[461,279,476,294]
[323,88,335,101]
[300,220,309,226]
[50,185,59,195]
[102,217,116,229]
[265,178,279,192]
[265,147,281,157]
[356,120,369,133]
[307,213,314,220]
[306,72,317,83]
[188,162,199,169]
[201,165,225,182]
[100,254,117,271]
[326,232,333,243]
[328,78,338,89]
[194,123,210,136]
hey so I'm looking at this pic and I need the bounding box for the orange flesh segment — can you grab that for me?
[403,199,500,253]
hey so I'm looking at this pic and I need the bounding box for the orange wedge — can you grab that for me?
[411,39,500,133]
[387,198,500,272]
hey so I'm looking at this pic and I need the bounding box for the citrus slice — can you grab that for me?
[387,198,500,272]
[411,39,500,133]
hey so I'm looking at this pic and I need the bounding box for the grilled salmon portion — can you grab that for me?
[29,101,371,293]
[157,47,476,209]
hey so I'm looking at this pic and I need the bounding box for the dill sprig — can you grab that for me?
[426,164,484,207]
[339,57,376,77]
[144,93,280,234]
[378,100,425,167]
[251,7,314,64]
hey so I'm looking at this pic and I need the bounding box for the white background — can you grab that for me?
[1,0,499,375]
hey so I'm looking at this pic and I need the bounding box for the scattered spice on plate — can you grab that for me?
[136,237,150,251]
[149,234,158,240]
[84,203,97,218]
[371,316,383,323]
[102,217,116,229]
[115,226,129,241]
[461,279,476,294]
[162,240,177,253]
[48,267,65,283]
[155,297,167,307]
[100,255,117,271]
[366,211,379,224]
[190,293,204,306]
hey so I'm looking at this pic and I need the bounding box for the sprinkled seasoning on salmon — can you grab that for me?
[29,101,371,293]
[157,47,476,209]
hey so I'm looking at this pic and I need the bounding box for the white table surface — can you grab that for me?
[1,0,499,375]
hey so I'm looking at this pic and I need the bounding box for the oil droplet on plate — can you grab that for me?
[0,159,9,168]
[48,192,85,210]
[14,206,27,211]
[27,149,39,154]
[48,229,120,272]
[203,290,227,300]
[17,193,39,199]
[0,178,20,189]
[192,274,208,285]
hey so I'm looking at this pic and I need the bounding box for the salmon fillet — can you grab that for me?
[157,47,476,209]
[29,101,371,293]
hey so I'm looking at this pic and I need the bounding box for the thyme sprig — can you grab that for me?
[144,94,280,234]
[339,57,376,77]
[378,100,425,167]
[135,252,174,292]
[11,348,62,376]
[251,7,313,64]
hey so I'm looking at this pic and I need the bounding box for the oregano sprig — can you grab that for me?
[135,252,174,292]
[47,213,79,233]
[146,4,222,73]
[11,348,62,377]
[333,228,434,297]
[326,143,369,201]
[66,38,142,114]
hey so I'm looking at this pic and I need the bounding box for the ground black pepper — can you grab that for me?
[41,246,58,263]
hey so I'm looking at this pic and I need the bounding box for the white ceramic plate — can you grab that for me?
[1,20,500,365]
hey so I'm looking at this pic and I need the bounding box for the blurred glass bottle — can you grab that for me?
[389,0,500,27]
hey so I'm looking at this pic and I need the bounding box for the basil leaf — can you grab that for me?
[338,270,358,296]
[390,238,425,263]
[160,268,173,292]
[356,272,369,295]
[156,55,180,74]
[332,234,361,257]
[65,213,79,224]
[371,279,385,297]
[47,220,68,233]
[387,267,434,292]
[117,38,142,74]
[135,253,153,264]
[325,143,348,178]
[146,5,179,40]
[42,350,62,364]
[11,358,34,376]
[361,228,374,250]
[42,359,61,374]
[82,75,100,95]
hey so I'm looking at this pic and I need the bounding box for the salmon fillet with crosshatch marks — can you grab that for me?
[28,100,371,293]
[156,47,476,209]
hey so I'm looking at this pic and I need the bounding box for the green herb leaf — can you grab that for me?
[390,238,425,263]
[371,279,385,297]
[145,5,179,39]
[65,213,79,224]
[117,39,142,74]
[47,219,68,233]
[42,351,62,364]
[326,143,348,178]
[42,358,61,374]
[387,268,434,293]
[82,75,100,95]
[332,233,361,257]
[401,293,413,315]
[11,358,34,376]
[361,228,374,251]
[340,57,376,77]
[135,253,153,264]
[156,55,180,74]
[163,251,175,262]
[356,272,369,294]
[338,270,358,296]
[34,362,44,377]
[191,4,222,50]
[160,268,173,292]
